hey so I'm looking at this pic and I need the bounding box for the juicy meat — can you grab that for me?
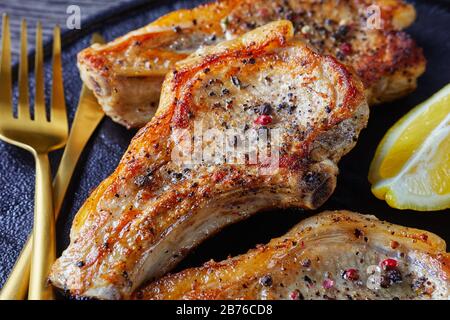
[78,0,425,127]
[133,211,450,300]
[50,21,369,299]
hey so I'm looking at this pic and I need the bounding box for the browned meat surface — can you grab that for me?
[78,0,425,127]
[50,21,369,299]
[134,211,450,300]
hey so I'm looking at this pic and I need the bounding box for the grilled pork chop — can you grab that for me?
[50,21,369,299]
[78,0,424,127]
[133,211,450,300]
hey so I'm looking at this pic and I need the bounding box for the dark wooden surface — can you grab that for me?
[0,0,133,63]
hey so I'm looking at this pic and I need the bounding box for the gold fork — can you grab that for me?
[0,33,106,301]
[0,15,68,300]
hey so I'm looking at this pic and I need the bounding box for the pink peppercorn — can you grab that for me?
[290,289,301,300]
[254,115,272,126]
[343,268,359,281]
[381,258,398,270]
[323,278,334,289]
[340,43,352,55]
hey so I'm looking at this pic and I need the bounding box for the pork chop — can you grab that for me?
[133,210,450,300]
[50,21,369,299]
[78,0,424,127]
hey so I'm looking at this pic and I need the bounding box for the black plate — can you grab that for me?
[0,0,449,288]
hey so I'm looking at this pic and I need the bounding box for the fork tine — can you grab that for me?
[50,25,66,125]
[18,19,30,119]
[33,21,46,121]
[0,14,12,119]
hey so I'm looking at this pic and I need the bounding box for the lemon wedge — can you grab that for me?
[369,84,450,211]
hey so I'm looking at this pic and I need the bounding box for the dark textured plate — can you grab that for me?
[0,0,449,289]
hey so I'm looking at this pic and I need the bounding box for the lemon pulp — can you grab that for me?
[369,84,450,211]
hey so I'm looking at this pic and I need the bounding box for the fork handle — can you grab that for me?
[28,153,55,300]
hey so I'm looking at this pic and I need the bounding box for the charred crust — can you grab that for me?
[356,30,425,93]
